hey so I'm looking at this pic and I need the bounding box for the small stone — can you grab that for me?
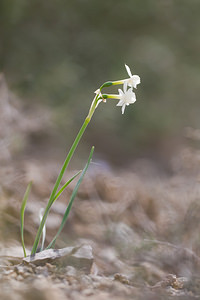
[23,244,93,274]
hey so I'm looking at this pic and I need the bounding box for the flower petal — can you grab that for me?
[125,64,132,77]
[123,80,128,93]
[117,99,124,106]
[118,89,123,96]
[128,75,141,89]
[122,104,126,114]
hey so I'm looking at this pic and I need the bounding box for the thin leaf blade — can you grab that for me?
[20,182,32,258]
[31,170,82,254]
[46,146,94,249]
[54,170,82,202]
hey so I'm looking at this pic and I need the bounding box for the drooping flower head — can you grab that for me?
[94,64,140,115]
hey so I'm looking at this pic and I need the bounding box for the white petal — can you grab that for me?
[125,64,132,77]
[118,89,123,96]
[122,104,126,114]
[127,89,135,95]
[130,98,136,104]
[123,80,128,93]
[128,75,141,89]
[117,99,124,106]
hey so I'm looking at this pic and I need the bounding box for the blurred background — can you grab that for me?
[1,0,200,168]
[2,3,200,296]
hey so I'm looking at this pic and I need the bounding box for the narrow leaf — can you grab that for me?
[54,170,82,202]
[46,146,94,249]
[31,170,82,254]
[20,182,32,257]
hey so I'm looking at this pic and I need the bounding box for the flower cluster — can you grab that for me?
[96,64,141,114]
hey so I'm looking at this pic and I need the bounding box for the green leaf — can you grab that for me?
[31,117,90,255]
[54,170,82,202]
[46,146,94,249]
[20,182,32,258]
[31,170,82,255]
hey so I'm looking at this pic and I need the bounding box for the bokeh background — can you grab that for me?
[2,3,200,298]
[1,0,200,167]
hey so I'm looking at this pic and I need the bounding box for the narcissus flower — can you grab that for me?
[125,64,140,89]
[104,81,136,114]
[116,82,136,114]
[106,64,141,90]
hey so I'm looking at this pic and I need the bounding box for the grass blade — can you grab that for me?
[46,146,94,249]
[31,170,82,254]
[20,181,32,258]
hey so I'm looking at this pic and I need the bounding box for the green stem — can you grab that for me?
[99,80,125,91]
[31,95,99,255]
[46,146,94,249]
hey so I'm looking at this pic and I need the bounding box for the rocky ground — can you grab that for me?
[1,74,200,299]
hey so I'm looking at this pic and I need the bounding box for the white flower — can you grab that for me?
[117,82,136,114]
[125,64,140,89]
